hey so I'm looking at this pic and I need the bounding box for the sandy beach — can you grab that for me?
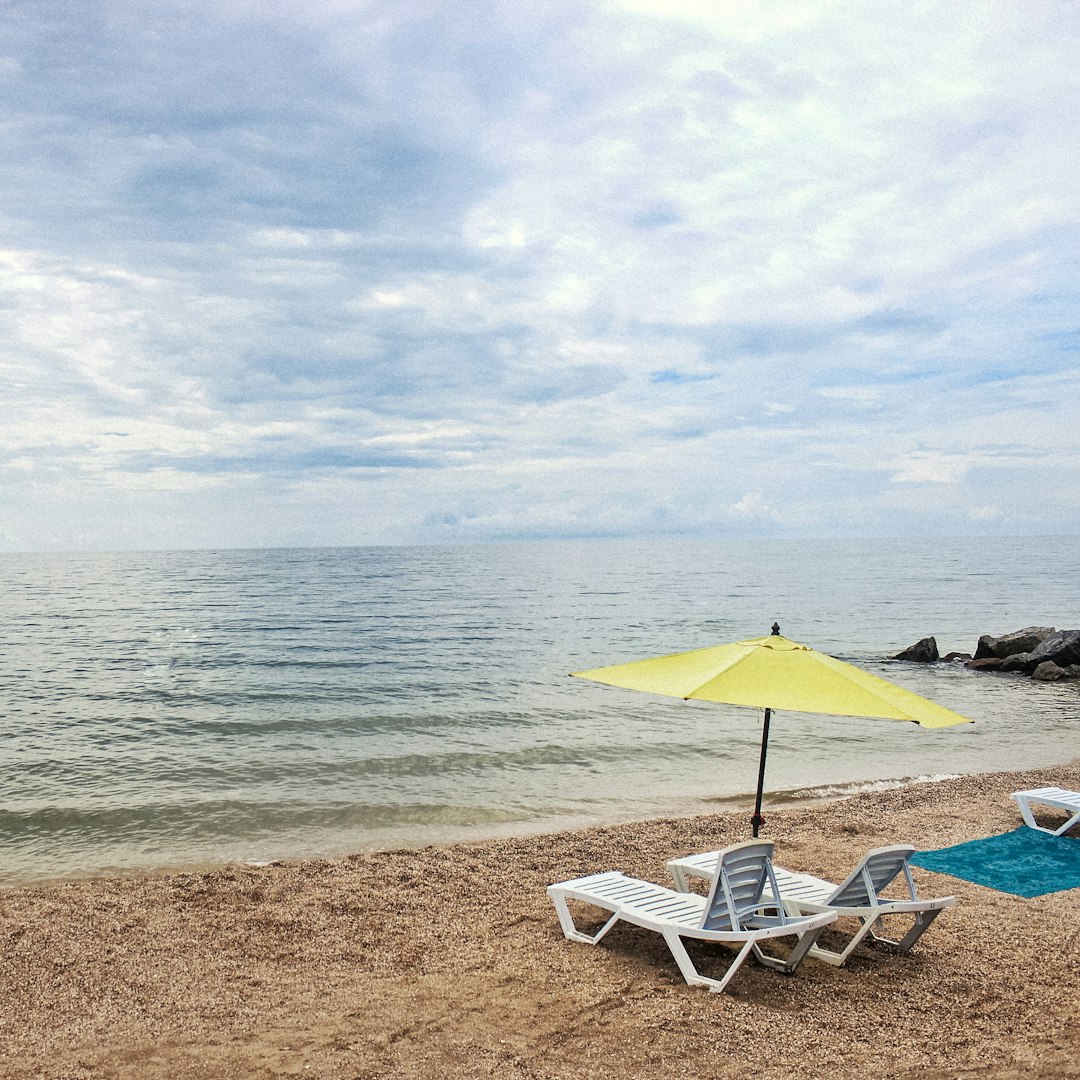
[3,762,1079,1080]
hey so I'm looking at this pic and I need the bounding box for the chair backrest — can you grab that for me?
[827,845,918,907]
[700,841,780,931]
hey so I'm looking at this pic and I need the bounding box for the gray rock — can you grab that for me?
[965,629,1080,679]
[973,626,1057,660]
[1031,661,1080,681]
[893,637,939,663]
[942,652,973,663]
[1028,629,1080,669]
[1000,652,1037,674]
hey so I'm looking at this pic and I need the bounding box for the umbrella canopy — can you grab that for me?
[571,628,973,836]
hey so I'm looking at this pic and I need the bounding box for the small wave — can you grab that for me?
[702,773,963,808]
[770,773,964,803]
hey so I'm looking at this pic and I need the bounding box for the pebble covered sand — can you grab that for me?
[3,763,1080,1079]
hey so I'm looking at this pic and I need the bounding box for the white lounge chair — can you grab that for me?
[667,844,954,967]
[546,840,838,993]
[1012,787,1080,836]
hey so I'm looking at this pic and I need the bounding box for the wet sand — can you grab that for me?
[3,762,1080,1079]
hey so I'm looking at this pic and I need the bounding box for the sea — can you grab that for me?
[1,536,1078,889]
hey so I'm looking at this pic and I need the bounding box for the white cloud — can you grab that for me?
[609,0,824,40]
[727,492,777,520]
[1,0,1078,549]
[888,453,977,485]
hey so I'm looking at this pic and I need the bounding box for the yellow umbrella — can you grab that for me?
[571,625,973,836]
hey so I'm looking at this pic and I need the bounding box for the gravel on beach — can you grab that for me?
[3,762,1080,1079]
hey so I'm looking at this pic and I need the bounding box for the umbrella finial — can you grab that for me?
[771,622,780,636]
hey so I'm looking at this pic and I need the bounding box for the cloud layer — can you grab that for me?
[3,0,1079,549]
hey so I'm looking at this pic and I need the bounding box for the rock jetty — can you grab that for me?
[894,625,1080,682]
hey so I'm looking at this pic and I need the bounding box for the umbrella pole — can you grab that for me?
[751,708,771,837]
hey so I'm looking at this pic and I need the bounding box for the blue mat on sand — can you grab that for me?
[912,828,1080,898]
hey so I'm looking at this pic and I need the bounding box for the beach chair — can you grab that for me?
[546,840,837,993]
[667,844,954,967]
[1011,787,1080,836]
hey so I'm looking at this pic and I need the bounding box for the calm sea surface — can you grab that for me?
[1,536,1078,888]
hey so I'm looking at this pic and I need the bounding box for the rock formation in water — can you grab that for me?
[893,636,939,662]
[893,625,1080,682]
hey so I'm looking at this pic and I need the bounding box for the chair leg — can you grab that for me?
[660,929,758,994]
[1015,796,1080,836]
[807,917,879,967]
[669,864,691,892]
[877,908,945,953]
[810,907,945,965]
[549,891,623,945]
[766,923,830,972]
[1014,795,1036,830]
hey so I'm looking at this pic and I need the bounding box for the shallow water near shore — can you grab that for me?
[1,535,1078,888]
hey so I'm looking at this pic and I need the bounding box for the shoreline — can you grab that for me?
[0,768,995,894]
[3,762,1080,1078]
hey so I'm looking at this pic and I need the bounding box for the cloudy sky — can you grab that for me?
[3,0,1079,551]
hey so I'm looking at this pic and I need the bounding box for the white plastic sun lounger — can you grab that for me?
[546,840,837,993]
[667,844,954,967]
[1012,787,1080,836]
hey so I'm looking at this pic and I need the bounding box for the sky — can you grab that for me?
[2,0,1079,551]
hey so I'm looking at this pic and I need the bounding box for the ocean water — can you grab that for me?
[1,536,1078,889]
